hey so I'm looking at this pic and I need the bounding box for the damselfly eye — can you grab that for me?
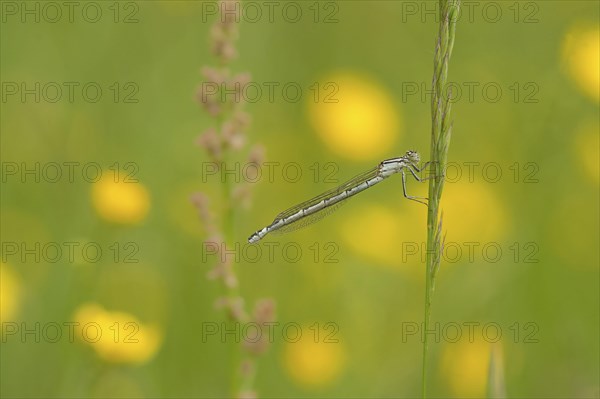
[406,150,420,163]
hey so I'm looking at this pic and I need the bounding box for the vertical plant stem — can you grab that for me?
[220,127,242,396]
[422,1,460,398]
[194,5,275,397]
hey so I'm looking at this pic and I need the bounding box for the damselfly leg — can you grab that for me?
[401,160,443,205]
[402,169,428,206]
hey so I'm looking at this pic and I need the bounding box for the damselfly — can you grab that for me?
[248,150,429,244]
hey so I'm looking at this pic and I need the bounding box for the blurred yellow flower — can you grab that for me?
[441,181,508,243]
[308,72,400,160]
[574,121,600,183]
[340,203,425,270]
[0,263,21,323]
[283,327,346,387]
[73,303,162,365]
[340,181,507,269]
[441,338,491,398]
[562,24,600,102]
[91,173,150,224]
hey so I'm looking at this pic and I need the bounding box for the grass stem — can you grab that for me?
[422,1,460,397]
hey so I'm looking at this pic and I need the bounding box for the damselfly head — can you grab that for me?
[405,150,420,164]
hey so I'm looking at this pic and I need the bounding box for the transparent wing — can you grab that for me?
[272,201,346,235]
[273,165,380,221]
[268,165,380,234]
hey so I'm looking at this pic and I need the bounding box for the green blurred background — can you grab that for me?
[1,1,598,398]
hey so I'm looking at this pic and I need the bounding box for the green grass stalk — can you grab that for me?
[422,1,460,397]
